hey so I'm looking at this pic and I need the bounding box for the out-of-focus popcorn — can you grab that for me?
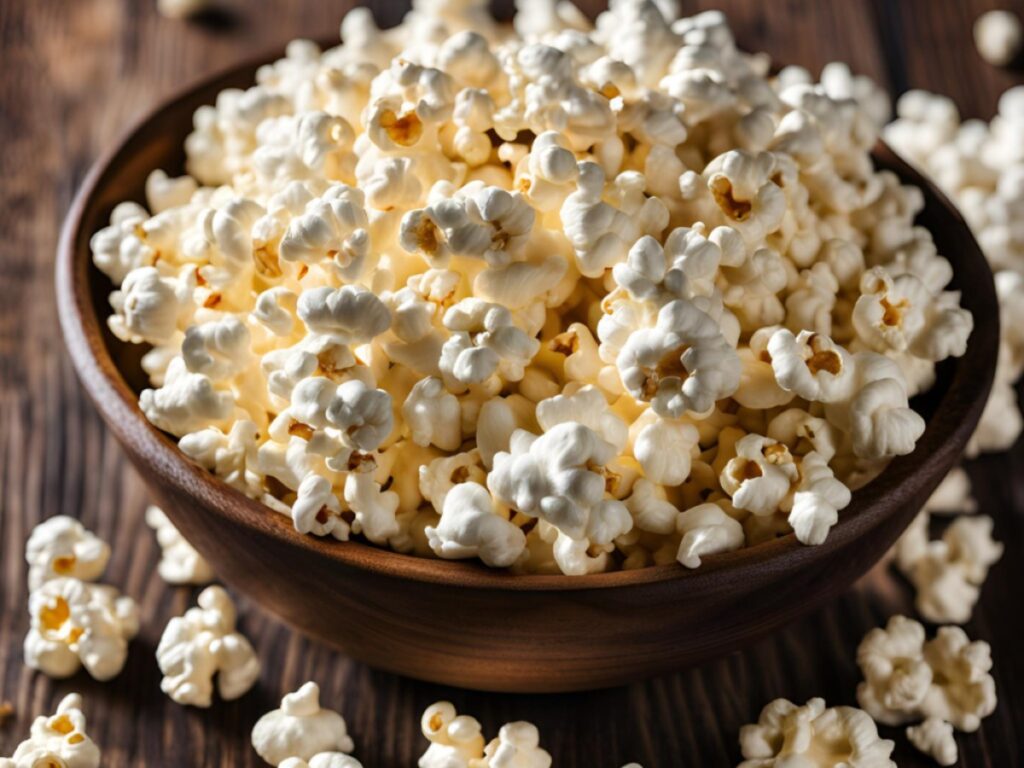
[95,0,971,574]
[145,505,215,585]
[974,9,1023,67]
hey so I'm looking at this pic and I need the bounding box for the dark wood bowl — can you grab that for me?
[56,51,998,693]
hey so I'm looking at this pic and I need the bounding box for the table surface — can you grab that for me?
[1,0,1023,765]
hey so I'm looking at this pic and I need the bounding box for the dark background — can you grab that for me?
[1,0,1022,765]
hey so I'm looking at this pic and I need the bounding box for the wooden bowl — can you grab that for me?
[56,52,999,693]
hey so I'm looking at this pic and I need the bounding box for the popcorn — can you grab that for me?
[145,505,215,585]
[738,697,895,768]
[0,694,100,768]
[25,516,110,592]
[904,515,1003,624]
[24,577,139,681]
[974,9,1023,66]
[156,585,260,707]
[906,718,958,767]
[418,701,552,768]
[94,2,966,573]
[675,502,744,568]
[856,616,997,738]
[425,482,527,567]
[157,0,209,19]
[252,682,355,766]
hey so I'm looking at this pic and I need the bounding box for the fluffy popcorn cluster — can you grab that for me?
[737,697,895,767]
[156,585,261,707]
[885,86,1024,458]
[856,615,997,765]
[251,683,361,768]
[22,517,139,681]
[146,505,216,585]
[0,694,100,768]
[94,0,972,575]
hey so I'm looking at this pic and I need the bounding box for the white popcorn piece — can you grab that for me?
[440,298,540,387]
[856,616,997,735]
[617,299,740,418]
[738,697,895,768]
[720,434,798,518]
[279,755,363,768]
[768,328,854,403]
[907,515,1003,624]
[426,482,526,568]
[675,503,744,568]
[108,265,195,346]
[788,451,850,545]
[922,466,976,515]
[252,682,355,766]
[0,694,100,768]
[24,578,139,681]
[25,516,110,592]
[146,169,199,212]
[480,721,552,768]
[403,377,463,451]
[157,0,209,19]
[974,9,1023,66]
[145,505,215,585]
[906,718,958,767]
[156,585,260,707]
[280,185,370,280]
[633,417,699,486]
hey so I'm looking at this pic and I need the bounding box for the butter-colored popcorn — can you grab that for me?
[974,9,1023,66]
[24,578,139,681]
[419,701,485,768]
[0,694,100,768]
[920,626,997,732]
[145,505,214,585]
[906,718,957,767]
[157,0,209,19]
[738,697,895,768]
[720,434,798,518]
[156,585,260,707]
[252,682,355,766]
[923,466,976,515]
[479,721,552,768]
[25,516,110,592]
[95,1,965,573]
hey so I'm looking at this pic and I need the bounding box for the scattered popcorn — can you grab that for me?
[24,516,110,592]
[737,697,895,768]
[906,718,958,767]
[156,585,260,707]
[145,505,215,585]
[0,694,100,768]
[96,0,969,573]
[885,86,1024,455]
[922,466,976,516]
[974,9,1023,67]
[418,701,552,768]
[23,577,139,681]
[899,515,1003,624]
[856,615,996,761]
[252,682,355,766]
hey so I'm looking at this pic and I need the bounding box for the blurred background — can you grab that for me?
[1,1,1022,766]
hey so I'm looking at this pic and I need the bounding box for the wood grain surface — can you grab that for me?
[1,0,1022,765]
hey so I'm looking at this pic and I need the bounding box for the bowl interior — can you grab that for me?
[57,50,999,592]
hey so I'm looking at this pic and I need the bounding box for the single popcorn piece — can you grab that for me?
[0,694,100,768]
[974,9,1023,66]
[156,585,260,707]
[905,515,1003,624]
[252,682,355,766]
[906,718,958,767]
[24,516,110,592]
[922,466,976,515]
[24,577,139,681]
[738,697,895,768]
[93,1,969,573]
[279,756,363,768]
[856,616,997,738]
[145,505,215,585]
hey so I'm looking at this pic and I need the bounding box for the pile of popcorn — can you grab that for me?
[92,0,974,575]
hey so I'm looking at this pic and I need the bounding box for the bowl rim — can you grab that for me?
[56,45,999,593]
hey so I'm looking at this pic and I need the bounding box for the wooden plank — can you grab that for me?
[0,1,1021,765]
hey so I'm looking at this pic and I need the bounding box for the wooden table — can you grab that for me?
[1,0,1021,764]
